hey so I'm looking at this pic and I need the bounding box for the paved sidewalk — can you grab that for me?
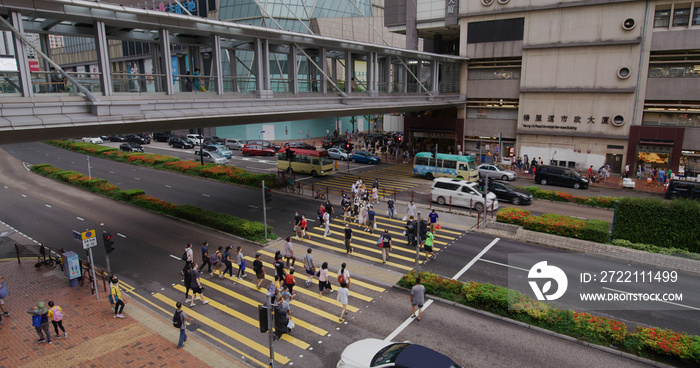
[0,259,249,368]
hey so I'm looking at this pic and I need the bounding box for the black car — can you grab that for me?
[124,134,148,144]
[108,135,127,142]
[534,165,589,189]
[480,179,533,205]
[169,137,194,149]
[286,141,316,150]
[119,141,144,152]
[664,180,700,200]
[152,131,173,142]
[136,133,151,144]
[203,136,226,145]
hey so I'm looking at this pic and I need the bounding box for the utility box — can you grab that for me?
[62,251,81,287]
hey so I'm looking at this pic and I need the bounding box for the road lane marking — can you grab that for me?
[172,284,310,349]
[117,233,126,238]
[165,184,172,188]
[202,193,210,197]
[21,194,27,197]
[602,287,700,311]
[170,254,181,260]
[45,204,52,208]
[197,329,268,368]
[76,217,84,221]
[134,177,141,180]
[452,238,500,280]
[384,299,434,342]
[199,278,328,336]
[152,293,290,364]
[479,258,529,272]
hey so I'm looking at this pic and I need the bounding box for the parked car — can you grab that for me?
[664,180,700,200]
[82,137,103,144]
[136,133,151,144]
[336,338,462,368]
[168,137,195,149]
[195,150,227,164]
[479,178,533,205]
[201,144,233,158]
[152,131,173,142]
[286,141,316,150]
[242,143,276,156]
[350,151,381,164]
[477,163,517,181]
[119,142,144,152]
[535,165,589,189]
[225,139,247,150]
[326,147,349,161]
[322,137,351,150]
[186,134,204,146]
[108,135,127,142]
[246,139,281,151]
[124,134,149,144]
[431,177,499,211]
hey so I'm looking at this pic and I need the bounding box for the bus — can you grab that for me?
[277,148,335,176]
[413,152,478,181]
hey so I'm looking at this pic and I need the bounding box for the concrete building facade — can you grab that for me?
[386,0,700,177]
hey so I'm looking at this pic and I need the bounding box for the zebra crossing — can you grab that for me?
[318,164,427,198]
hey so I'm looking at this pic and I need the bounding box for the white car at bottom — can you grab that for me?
[82,137,103,144]
[337,338,462,368]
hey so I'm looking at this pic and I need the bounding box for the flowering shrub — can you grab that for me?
[398,271,699,365]
[523,214,587,238]
[521,186,617,209]
[496,207,530,226]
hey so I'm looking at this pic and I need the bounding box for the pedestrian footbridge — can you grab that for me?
[0,0,467,143]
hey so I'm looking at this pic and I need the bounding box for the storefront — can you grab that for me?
[626,126,684,174]
[404,117,464,155]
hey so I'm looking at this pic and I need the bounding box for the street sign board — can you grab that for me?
[73,230,82,241]
[81,229,97,249]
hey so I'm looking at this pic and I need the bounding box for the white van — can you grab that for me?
[186,134,204,146]
[431,178,499,211]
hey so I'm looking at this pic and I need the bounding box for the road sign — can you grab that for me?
[81,229,97,249]
[73,230,82,241]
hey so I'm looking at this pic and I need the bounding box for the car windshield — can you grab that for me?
[210,152,224,158]
[371,343,409,366]
[494,164,508,171]
[320,156,333,165]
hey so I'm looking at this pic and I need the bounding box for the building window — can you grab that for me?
[467,68,521,80]
[654,10,671,27]
[673,8,690,26]
[648,64,700,78]
[693,7,700,25]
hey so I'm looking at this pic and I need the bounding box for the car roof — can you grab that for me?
[434,177,475,185]
[394,344,456,368]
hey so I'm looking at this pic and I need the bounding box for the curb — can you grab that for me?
[392,284,673,368]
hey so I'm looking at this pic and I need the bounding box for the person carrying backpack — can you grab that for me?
[47,301,67,339]
[173,302,192,349]
[27,301,51,344]
[337,263,351,288]
[284,268,297,295]
[210,246,222,277]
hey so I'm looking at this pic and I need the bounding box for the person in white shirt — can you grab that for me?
[337,281,349,322]
[405,201,417,218]
[323,211,331,237]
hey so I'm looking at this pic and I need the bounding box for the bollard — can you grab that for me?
[15,244,20,264]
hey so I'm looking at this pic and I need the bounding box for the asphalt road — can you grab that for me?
[0,146,655,367]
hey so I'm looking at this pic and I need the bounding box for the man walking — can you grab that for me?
[380,230,391,264]
[175,302,192,349]
[221,245,233,278]
[184,264,193,303]
[284,237,296,267]
[294,211,302,239]
[344,223,353,254]
[410,277,425,321]
[253,254,265,290]
[303,248,316,287]
[189,264,210,306]
[405,201,417,219]
[423,230,435,263]
[428,209,440,234]
[200,241,212,274]
[387,198,395,219]
[366,206,376,234]
[182,243,193,275]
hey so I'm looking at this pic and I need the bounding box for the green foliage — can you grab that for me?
[497,210,610,243]
[31,164,275,242]
[613,197,700,252]
[611,239,700,260]
[495,207,530,226]
[397,271,699,365]
[579,219,610,243]
[520,186,617,208]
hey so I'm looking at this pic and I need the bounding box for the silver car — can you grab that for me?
[326,147,349,160]
[225,139,246,150]
[195,151,227,164]
[477,164,517,181]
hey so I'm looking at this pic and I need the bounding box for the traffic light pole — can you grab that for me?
[266,293,275,368]
[415,212,421,269]
[100,223,112,276]
[262,180,268,240]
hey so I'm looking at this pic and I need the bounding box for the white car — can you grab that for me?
[327,147,349,160]
[82,137,103,144]
[195,150,227,165]
[477,163,517,181]
[431,177,499,211]
[186,134,204,146]
[337,338,462,368]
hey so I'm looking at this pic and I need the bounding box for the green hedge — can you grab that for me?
[30,164,275,242]
[398,271,700,365]
[522,186,617,209]
[611,239,700,260]
[496,209,610,243]
[46,140,275,189]
[612,197,700,252]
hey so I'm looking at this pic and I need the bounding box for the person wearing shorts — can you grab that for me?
[253,254,265,290]
[423,230,435,263]
[410,277,425,321]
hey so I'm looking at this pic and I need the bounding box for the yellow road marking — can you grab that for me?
[152,293,290,365]
[255,250,385,293]
[173,284,310,350]
[198,278,328,336]
[379,216,463,236]
[320,222,443,252]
